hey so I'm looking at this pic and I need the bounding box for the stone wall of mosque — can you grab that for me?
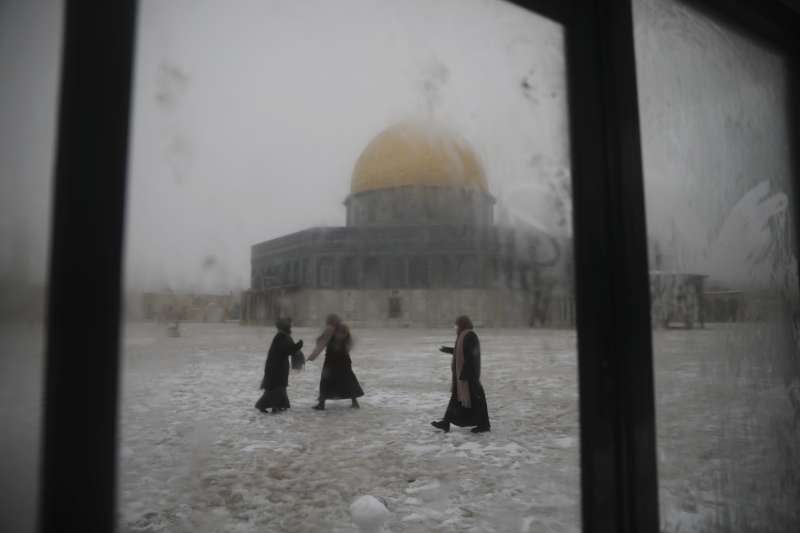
[245,224,572,328]
[240,286,576,328]
[250,225,564,292]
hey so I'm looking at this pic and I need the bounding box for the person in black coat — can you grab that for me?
[431,315,491,433]
[307,313,364,410]
[255,317,303,414]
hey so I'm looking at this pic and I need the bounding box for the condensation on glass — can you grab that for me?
[120,1,577,531]
[0,1,63,532]
[634,0,800,530]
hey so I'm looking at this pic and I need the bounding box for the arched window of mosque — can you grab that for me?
[458,256,479,287]
[423,193,435,222]
[293,261,301,285]
[460,189,472,221]
[363,256,381,289]
[387,257,407,287]
[485,257,498,287]
[263,266,272,287]
[502,259,514,288]
[409,256,429,287]
[448,256,463,288]
[520,267,532,290]
[318,257,334,288]
[341,256,358,288]
[283,262,293,284]
[303,259,311,286]
[358,203,367,225]
[428,255,444,287]
[391,195,403,223]
[284,262,292,284]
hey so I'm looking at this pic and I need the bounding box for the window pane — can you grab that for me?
[634,0,800,530]
[121,1,578,531]
[0,1,63,532]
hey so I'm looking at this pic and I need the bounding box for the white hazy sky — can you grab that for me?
[634,0,794,287]
[1,0,794,294]
[0,0,571,292]
[0,0,62,286]
[126,0,569,292]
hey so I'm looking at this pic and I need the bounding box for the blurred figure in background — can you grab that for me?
[255,317,303,414]
[432,315,491,433]
[307,313,364,410]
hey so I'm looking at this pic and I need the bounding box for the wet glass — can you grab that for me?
[633,0,800,530]
[0,1,63,531]
[120,1,578,531]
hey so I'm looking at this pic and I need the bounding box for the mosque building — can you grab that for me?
[240,121,574,327]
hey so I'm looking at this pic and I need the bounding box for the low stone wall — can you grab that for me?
[241,287,575,328]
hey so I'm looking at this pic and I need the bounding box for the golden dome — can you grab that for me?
[351,121,488,194]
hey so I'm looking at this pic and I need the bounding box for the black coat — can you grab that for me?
[261,332,302,391]
[441,331,481,390]
[441,331,490,428]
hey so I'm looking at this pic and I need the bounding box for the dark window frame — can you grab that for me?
[40,1,799,532]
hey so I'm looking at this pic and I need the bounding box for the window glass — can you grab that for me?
[0,1,63,532]
[634,0,800,530]
[120,1,578,531]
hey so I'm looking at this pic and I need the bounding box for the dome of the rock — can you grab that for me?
[351,121,488,194]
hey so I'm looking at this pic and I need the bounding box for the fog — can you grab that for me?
[1,0,575,294]
[634,0,795,288]
[125,0,568,293]
[0,0,62,285]
[3,0,794,296]
[2,2,799,532]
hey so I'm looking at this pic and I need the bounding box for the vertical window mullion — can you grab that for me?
[40,2,138,532]
[566,1,659,532]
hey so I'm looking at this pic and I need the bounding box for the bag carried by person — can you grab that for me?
[291,349,305,370]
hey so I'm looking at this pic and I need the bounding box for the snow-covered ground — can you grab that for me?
[652,323,800,532]
[3,322,796,532]
[118,324,581,533]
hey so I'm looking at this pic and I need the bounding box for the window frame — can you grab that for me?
[40,1,800,532]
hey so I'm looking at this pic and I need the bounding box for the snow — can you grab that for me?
[117,323,580,532]
[107,321,800,531]
[350,495,391,533]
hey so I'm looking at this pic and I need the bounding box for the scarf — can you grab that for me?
[454,329,473,408]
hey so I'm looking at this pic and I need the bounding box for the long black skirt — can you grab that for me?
[255,387,290,411]
[443,381,490,428]
[318,356,364,400]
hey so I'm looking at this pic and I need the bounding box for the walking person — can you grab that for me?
[255,317,303,414]
[431,315,491,433]
[307,314,364,410]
